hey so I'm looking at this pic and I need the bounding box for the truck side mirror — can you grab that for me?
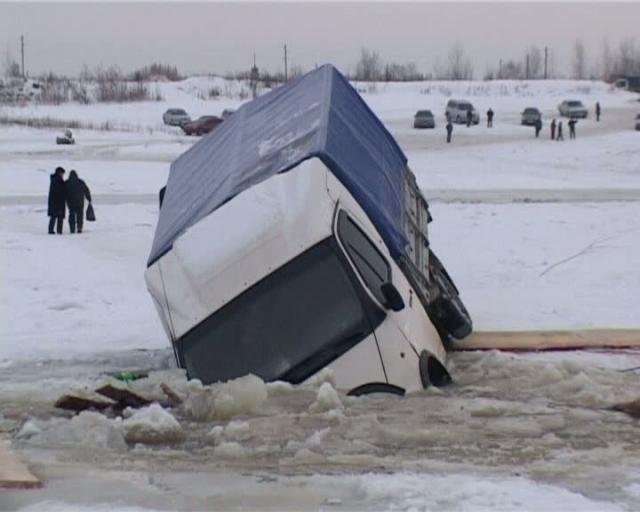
[381,282,405,312]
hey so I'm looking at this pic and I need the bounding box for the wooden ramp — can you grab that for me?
[0,439,41,489]
[453,329,640,351]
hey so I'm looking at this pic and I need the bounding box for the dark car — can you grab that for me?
[181,116,223,136]
[635,114,640,131]
[413,110,435,129]
[521,107,542,126]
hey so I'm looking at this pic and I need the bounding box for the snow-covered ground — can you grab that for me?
[1,77,639,510]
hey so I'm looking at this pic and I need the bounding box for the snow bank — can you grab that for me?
[122,403,184,444]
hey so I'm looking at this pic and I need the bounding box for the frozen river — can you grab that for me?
[1,78,639,510]
[2,346,640,510]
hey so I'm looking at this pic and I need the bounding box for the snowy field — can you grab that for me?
[1,78,639,510]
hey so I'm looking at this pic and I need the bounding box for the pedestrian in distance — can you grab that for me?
[535,118,543,138]
[487,108,494,128]
[568,118,577,139]
[466,109,473,127]
[446,120,453,143]
[596,102,601,122]
[556,121,564,141]
[65,170,92,234]
[550,118,557,140]
[48,167,66,234]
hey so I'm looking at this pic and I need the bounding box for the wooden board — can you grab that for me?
[0,439,41,489]
[453,329,640,351]
[95,382,151,409]
[55,393,115,412]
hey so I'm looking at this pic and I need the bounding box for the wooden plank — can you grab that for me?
[453,329,640,351]
[0,439,41,489]
[95,382,151,409]
[55,392,115,412]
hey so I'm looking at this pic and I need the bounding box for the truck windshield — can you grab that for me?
[178,238,385,384]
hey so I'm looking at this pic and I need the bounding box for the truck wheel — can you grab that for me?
[427,252,473,342]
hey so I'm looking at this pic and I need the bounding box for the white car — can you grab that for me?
[558,100,588,118]
[162,108,191,126]
[445,100,480,125]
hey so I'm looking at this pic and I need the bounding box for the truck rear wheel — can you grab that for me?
[427,252,473,343]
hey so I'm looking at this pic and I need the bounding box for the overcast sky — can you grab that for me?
[1,2,639,78]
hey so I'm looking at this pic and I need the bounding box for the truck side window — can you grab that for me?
[337,210,390,305]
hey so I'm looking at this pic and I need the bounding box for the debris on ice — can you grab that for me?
[184,374,268,421]
[122,403,184,444]
[17,420,41,439]
[309,382,343,413]
[214,441,246,459]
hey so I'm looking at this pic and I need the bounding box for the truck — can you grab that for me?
[145,65,472,395]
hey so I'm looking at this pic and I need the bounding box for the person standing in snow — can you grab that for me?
[596,102,601,122]
[486,108,494,127]
[48,167,66,234]
[556,121,564,141]
[65,170,92,233]
[568,118,577,139]
[534,118,543,138]
[466,109,473,127]
[446,120,453,143]
[550,118,557,140]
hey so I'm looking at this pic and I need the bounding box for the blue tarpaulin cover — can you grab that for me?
[148,64,409,266]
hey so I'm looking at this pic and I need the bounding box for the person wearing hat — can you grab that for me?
[65,170,92,233]
[48,166,67,234]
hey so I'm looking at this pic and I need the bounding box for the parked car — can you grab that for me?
[521,107,542,126]
[558,100,588,118]
[221,108,236,120]
[56,129,75,145]
[413,110,435,129]
[146,65,471,395]
[163,108,191,126]
[445,100,479,124]
[636,114,640,131]
[181,115,223,136]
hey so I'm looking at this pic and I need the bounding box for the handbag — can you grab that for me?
[86,202,96,222]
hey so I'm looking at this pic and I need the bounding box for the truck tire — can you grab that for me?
[427,252,473,342]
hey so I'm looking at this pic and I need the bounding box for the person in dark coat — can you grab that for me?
[550,118,556,140]
[568,118,577,139]
[446,120,453,143]
[596,102,601,122]
[466,109,473,127]
[65,170,92,233]
[534,118,543,138]
[487,108,494,128]
[556,121,564,141]
[48,167,66,234]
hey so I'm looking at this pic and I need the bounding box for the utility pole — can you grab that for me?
[526,53,530,80]
[283,44,288,81]
[544,46,548,79]
[20,35,25,78]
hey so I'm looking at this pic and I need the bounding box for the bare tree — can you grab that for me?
[447,41,473,80]
[572,39,587,79]
[614,37,640,77]
[355,47,382,81]
[600,38,613,81]
[528,46,543,78]
[3,48,21,78]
